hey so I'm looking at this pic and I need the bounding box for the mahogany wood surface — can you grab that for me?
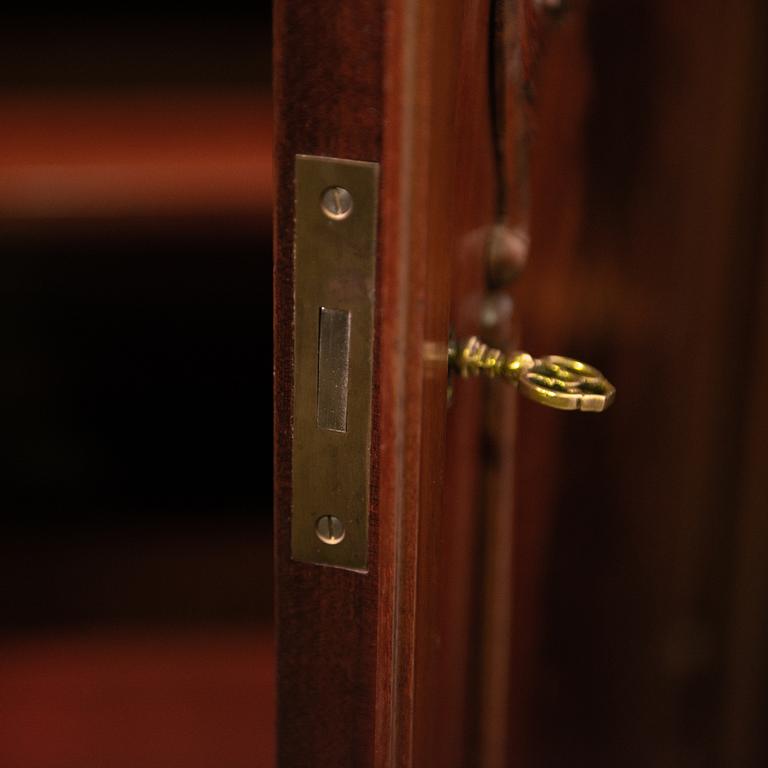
[274,3,385,766]
[274,1,508,766]
[402,2,499,765]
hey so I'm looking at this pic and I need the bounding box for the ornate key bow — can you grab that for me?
[449,336,616,412]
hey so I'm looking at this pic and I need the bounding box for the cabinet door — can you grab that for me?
[273,1,532,766]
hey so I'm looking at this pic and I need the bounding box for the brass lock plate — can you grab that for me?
[291,155,379,570]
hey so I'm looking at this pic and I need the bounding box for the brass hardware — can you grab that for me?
[320,186,354,220]
[449,336,615,412]
[292,155,379,570]
[315,515,346,545]
[317,307,352,432]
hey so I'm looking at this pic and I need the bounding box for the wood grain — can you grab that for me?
[374,0,501,764]
[403,2,498,765]
[273,2,385,766]
[275,1,502,765]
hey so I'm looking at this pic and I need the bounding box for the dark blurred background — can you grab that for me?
[0,10,274,767]
[512,3,768,767]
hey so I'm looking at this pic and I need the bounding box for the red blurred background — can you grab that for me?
[0,11,275,767]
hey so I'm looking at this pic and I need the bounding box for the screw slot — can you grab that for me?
[320,186,353,220]
[315,515,346,545]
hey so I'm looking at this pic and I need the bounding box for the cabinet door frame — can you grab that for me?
[274,2,518,765]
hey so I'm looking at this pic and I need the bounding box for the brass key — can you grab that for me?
[449,336,616,412]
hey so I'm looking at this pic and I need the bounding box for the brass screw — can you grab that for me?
[320,186,353,220]
[315,515,346,545]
